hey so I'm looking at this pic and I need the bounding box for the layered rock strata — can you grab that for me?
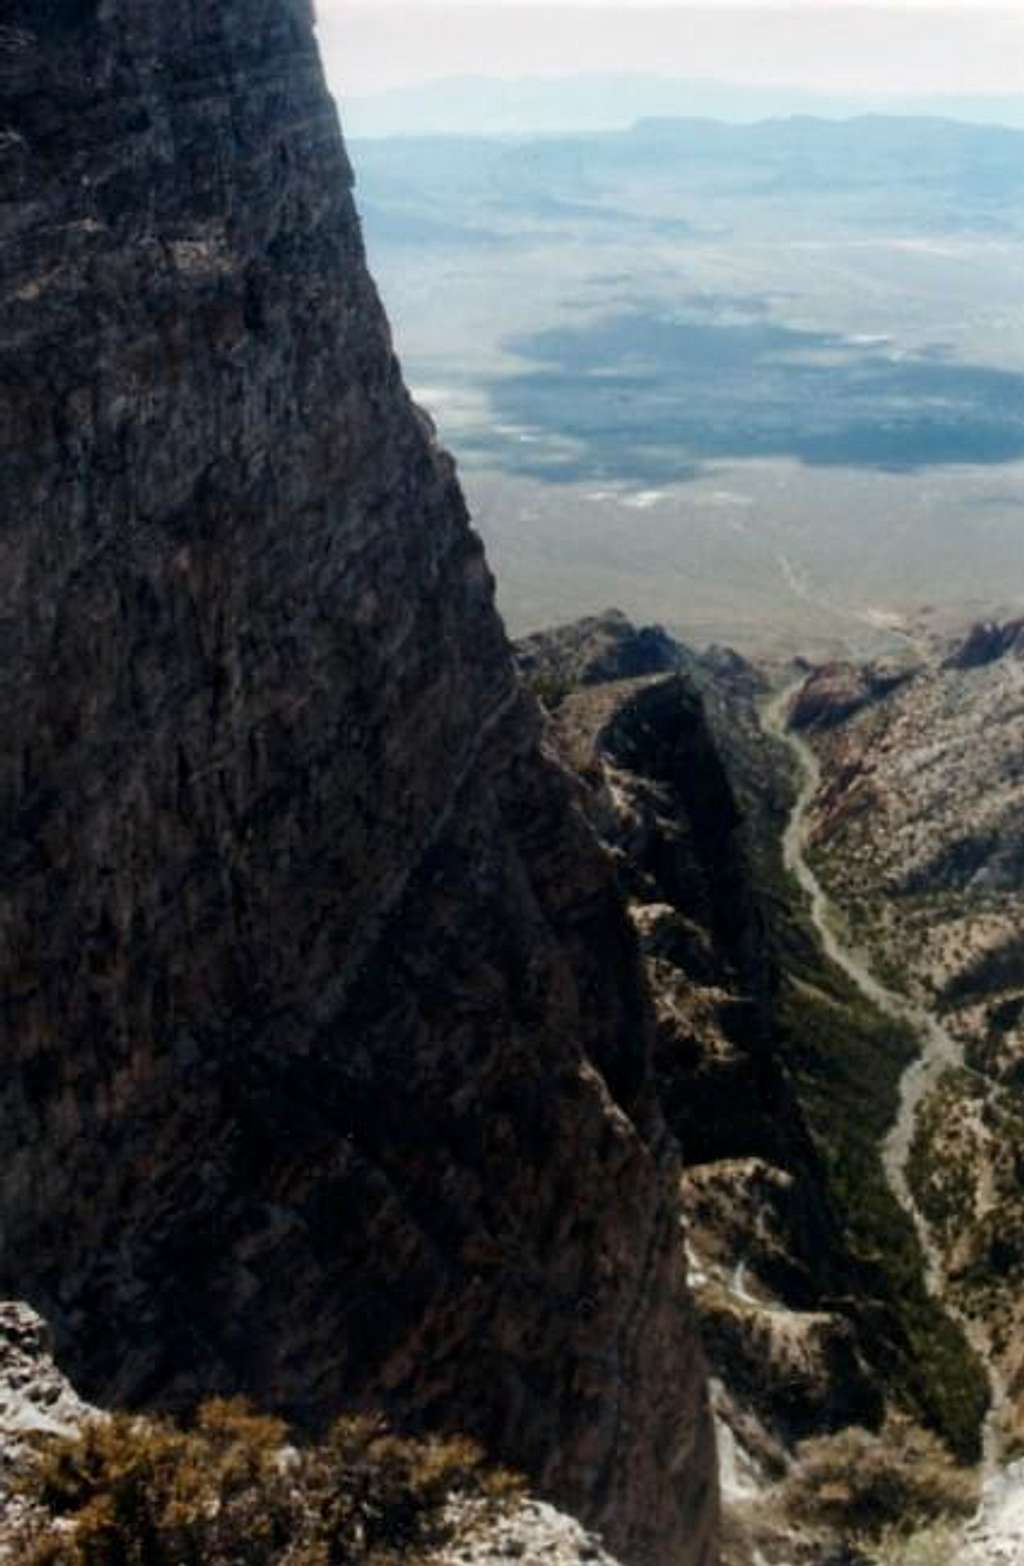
[0,7,715,1562]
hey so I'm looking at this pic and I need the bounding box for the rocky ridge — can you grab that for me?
[786,658,918,733]
[0,8,715,1562]
[516,608,680,695]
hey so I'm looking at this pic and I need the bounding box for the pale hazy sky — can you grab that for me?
[317,2,1024,100]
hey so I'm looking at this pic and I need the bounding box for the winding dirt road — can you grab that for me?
[761,683,1007,1476]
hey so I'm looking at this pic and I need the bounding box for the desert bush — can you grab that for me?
[767,857,989,1462]
[865,1522,962,1566]
[12,1399,521,1566]
[523,668,572,711]
[781,1415,978,1545]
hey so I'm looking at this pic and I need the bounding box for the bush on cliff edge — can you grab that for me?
[12,1398,521,1565]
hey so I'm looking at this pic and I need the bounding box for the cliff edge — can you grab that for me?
[0,4,715,1562]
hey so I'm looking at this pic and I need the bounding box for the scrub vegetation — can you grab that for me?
[11,1400,521,1566]
[757,763,990,1463]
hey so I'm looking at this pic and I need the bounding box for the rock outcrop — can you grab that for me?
[0,1301,99,1559]
[0,1303,95,1491]
[943,618,1024,671]
[0,6,716,1563]
[786,658,916,732]
[438,1498,628,1566]
[515,608,680,694]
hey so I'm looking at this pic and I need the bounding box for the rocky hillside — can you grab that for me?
[0,7,717,1561]
[789,626,1024,1452]
[518,618,976,1560]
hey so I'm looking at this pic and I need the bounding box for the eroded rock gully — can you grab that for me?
[0,7,716,1563]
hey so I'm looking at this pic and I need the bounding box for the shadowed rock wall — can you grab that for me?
[0,5,716,1561]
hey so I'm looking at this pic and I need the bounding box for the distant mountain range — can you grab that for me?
[339,73,1024,139]
[352,113,1024,251]
[350,108,1024,656]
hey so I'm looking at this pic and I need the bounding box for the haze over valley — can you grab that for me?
[353,109,1024,655]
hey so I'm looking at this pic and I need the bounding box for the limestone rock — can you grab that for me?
[961,1462,1024,1566]
[438,1499,626,1566]
[0,1302,94,1494]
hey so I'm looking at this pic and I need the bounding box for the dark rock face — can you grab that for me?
[788,659,916,731]
[553,667,828,1220]
[943,618,1024,671]
[515,609,680,694]
[0,7,716,1562]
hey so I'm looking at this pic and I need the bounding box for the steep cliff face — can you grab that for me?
[0,7,716,1561]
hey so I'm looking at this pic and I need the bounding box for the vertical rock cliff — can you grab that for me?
[0,4,715,1561]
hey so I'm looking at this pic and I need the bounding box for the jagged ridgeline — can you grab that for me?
[0,5,717,1562]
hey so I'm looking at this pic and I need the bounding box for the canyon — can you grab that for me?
[3,4,1024,1566]
[522,619,999,1563]
[790,630,1024,1461]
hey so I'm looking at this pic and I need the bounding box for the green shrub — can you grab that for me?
[782,1416,978,1543]
[866,1522,963,1566]
[12,1400,521,1565]
[523,669,573,711]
